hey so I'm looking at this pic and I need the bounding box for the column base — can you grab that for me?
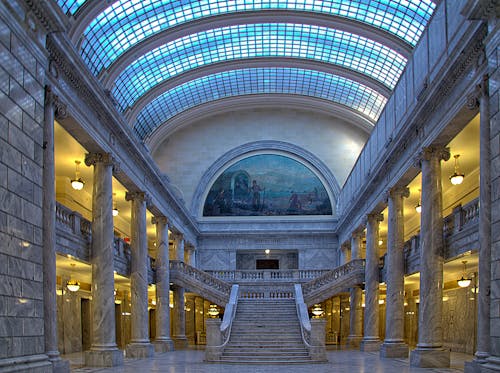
[85,348,124,367]
[153,339,175,352]
[380,342,408,358]
[346,335,363,348]
[125,342,155,358]
[173,336,189,349]
[360,338,381,352]
[410,347,450,368]
[50,358,70,373]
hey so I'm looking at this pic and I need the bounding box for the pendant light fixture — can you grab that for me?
[415,188,422,213]
[70,160,85,190]
[449,154,465,185]
[112,193,119,216]
[457,260,472,288]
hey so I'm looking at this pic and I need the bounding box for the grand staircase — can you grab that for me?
[219,298,313,363]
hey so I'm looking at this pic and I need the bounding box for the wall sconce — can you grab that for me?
[415,188,422,213]
[66,279,80,292]
[208,304,220,318]
[457,260,472,288]
[70,160,85,190]
[449,154,465,185]
[265,249,270,255]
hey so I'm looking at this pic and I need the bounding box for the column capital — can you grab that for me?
[413,146,450,168]
[367,212,384,223]
[351,230,364,239]
[45,85,67,120]
[85,152,120,173]
[151,215,168,226]
[125,191,151,207]
[171,231,184,241]
[387,186,410,200]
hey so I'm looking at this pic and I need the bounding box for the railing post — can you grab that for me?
[310,319,327,361]
[452,204,462,233]
[72,211,82,236]
[205,319,223,361]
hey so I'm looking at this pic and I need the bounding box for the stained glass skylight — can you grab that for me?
[112,23,405,111]
[79,0,434,76]
[134,68,387,139]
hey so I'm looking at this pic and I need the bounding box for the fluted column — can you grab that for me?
[125,192,154,358]
[172,233,188,348]
[347,231,364,348]
[42,87,70,372]
[360,213,383,352]
[152,216,174,352]
[410,146,450,368]
[381,186,409,358]
[84,153,123,367]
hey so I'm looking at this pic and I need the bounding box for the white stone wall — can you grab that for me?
[0,1,49,367]
[152,108,368,212]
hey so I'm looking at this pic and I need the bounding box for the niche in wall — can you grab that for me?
[236,250,298,270]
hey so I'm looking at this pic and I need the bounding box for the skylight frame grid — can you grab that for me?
[134,68,387,139]
[57,0,86,15]
[79,0,434,76]
[112,23,405,111]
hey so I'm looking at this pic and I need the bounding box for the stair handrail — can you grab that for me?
[294,284,313,347]
[216,284,239,348]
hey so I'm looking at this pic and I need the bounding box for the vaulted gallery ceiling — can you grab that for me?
[55,0,436,143]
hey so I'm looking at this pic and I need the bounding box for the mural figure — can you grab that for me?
[203,154,332,216]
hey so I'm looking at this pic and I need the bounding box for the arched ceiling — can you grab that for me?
[56,0,436,142]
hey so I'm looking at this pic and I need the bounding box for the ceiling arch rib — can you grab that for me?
[101,11,413,88]
[134,67,387,140]
[125,58,392,124]
[146,95,375,153]
[72,0,434,76]
[111,23,406,113]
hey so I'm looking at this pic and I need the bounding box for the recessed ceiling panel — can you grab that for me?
[134,68,387,139]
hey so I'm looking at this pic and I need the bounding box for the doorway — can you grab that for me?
[256,259,279,269]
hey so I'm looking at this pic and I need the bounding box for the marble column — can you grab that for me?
[185,244,196,267]
[361,213,383,352]
[152,216,174,352]
[172,234,188,348]
[340,243,351,266]
[42,87,70,372]
[381,186,410,358]
[410,146,450,368]
[84,153,124,367]
[347,231,363,348]
[125,192,154,358]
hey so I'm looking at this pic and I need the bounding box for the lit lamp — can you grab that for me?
[112,193,119,216]
[208,304,220,318]
[66,279,80,292]
[457,260,472,288]
[311,304,324,318]
[70,160,85,190]
[415,188,422,213]
[449,154,465,185]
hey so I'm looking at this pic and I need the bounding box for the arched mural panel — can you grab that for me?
[203,154,332,216]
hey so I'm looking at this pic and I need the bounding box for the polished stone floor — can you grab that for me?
[65,348,471,373]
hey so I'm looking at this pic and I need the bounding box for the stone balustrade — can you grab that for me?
[205,269,329,283]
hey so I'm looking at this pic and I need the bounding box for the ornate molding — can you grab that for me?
[45,85,67,119]
[413,146,450,169]
[23,0,67,33]
[125,191,151,207]
[84,152,120,173]
[151,216,168,226]
[388,186,410,200]
[367,213,384,223]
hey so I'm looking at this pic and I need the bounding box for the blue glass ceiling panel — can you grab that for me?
[112,23,405,111]
[56,0,85,15]
[80,0,434,75]
[134,68,387,139]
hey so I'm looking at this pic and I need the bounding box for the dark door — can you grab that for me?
[81,298,91,351]
[256,259,279,269]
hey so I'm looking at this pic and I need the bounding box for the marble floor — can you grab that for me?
[64,348,471,373]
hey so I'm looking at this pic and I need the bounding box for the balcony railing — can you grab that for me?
[205,269,329,283]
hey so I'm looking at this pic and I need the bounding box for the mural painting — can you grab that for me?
[203,154,332,216]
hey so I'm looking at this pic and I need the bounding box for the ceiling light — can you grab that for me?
[208,304,220,318]
[311,304,324,318]
[457,260,472,288]
[450,154,465,185]
[66,279,80,292]
[112,193,119,216]
[70,160,85,190]
[265,249,270,255]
